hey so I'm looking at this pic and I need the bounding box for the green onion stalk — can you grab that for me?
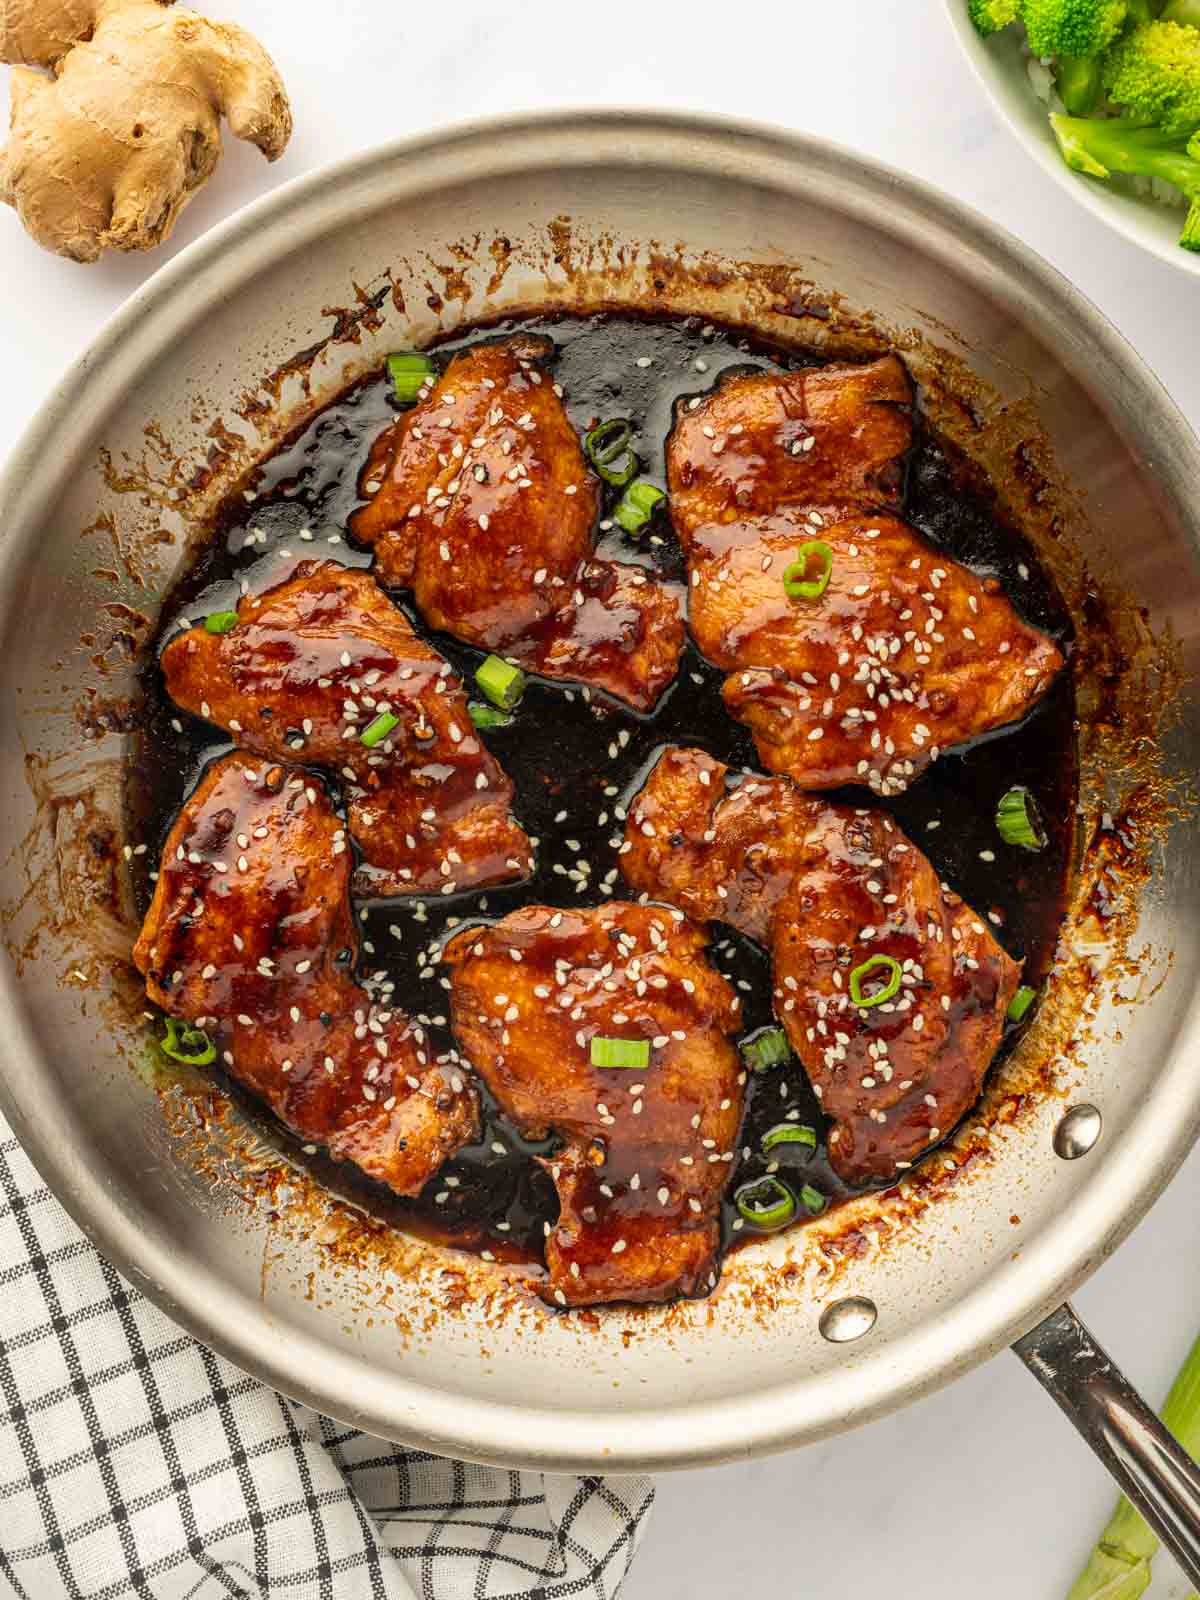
[783,539,833,602]
[1066,1332,1200,1599]
[1008,985,1038,1023]
[741,1025,791,1073]
[735,1174,796,1230]
[997,785,1048,851]
[476,654,526,711]
[387,352,436,404]
[590,1035,650,1069]
[762,1122,817,1154]
[614,479,665,534]
[584,419,638,487]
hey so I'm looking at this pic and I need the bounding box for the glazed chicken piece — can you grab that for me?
[667,358,1064,797]
[160,561,532,897]
[670,356,915,529]
[622,747,1020,1184]
[443,903,745,1307]
[134,752,479,1194]
[350,335,685,712]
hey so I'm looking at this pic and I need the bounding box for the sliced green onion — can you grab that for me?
[1007,985,1037,1024]
[204,611,239,634]
[849,953,903,1009]
[613,480,666,535]
[584,419,638,486]
[782,539,833,602]
[799,1183,828,1216]
[762,1123,817,1154]
[476,654,526,711]
[741,1026,791,1073]
[386,351,436,404]
[468,701,512,730]
[159,1018,216,1066]
[996,786,1047,851]
[360,712,400,748]
[735,1175,796,1231]
[590,1036,650,1069]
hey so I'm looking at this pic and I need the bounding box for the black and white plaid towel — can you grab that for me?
[0,1120,654,1599]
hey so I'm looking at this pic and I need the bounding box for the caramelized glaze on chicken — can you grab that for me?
[350,335,685,711]
[443,903,744,1306]
[134,752,479,1194]
[667,358,1065,796]
[159,561,532,896]
[671,356,914,528]
[622,746,1020,1183]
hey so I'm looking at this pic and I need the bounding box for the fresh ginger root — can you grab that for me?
[0,0,292,262]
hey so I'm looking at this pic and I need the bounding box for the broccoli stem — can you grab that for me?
[1056,55,1105,113]
[1064,1330,1200,1598]
[1051,113,1200,249]
[1161,0,1200,25]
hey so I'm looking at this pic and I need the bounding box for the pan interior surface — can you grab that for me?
[0,113,1196,1472]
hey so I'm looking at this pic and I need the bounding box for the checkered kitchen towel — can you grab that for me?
[0,1122,654,1599]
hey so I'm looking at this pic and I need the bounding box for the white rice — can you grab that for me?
[1128,173,1188,208]
[1024,52,1063,112]
[1020,39,1185,211]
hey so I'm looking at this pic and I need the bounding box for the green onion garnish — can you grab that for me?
[468,701,512,730]
[1007,985,1037,1024]
[996,786,1047,851]
[386,351,436,404]
[762,1122,818,1154]
[849,953,903,1009]
[613,480,665,535]
[360,712,399,748]
[799,1183,828,1216]
[584,419,638,487]
[741,1025,791,1073]
[204,611,239,634]
[158,1018,216,1066]
[476,654,526,711]
[782,539,833,602]
[590,1036,650,1069]
[734,1175,796,1231]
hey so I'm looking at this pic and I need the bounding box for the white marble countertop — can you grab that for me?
[2,2,1198,1595]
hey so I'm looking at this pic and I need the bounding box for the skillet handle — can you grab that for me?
[1014,1302,1200,1586]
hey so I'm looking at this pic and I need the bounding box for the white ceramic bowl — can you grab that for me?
[943,0,1200,277]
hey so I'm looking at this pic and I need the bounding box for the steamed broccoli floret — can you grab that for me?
[1051,112,1200,247]
[1023,0,1130,56]
[968,0,1023,34]
[1021,0,1132,111]
[1104,20,1200,132]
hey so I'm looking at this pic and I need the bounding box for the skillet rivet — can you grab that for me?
[819,1296,877,1344]
[1054,1104,1102,1161]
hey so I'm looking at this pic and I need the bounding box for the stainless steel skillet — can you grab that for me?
[0,111,1199,1573]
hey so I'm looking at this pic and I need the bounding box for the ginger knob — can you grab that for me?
[0,0,292,262]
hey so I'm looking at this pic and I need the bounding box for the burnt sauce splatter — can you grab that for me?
[127,312,1076,1276]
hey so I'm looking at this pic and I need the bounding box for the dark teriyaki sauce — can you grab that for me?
[127,312,1077,1275]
